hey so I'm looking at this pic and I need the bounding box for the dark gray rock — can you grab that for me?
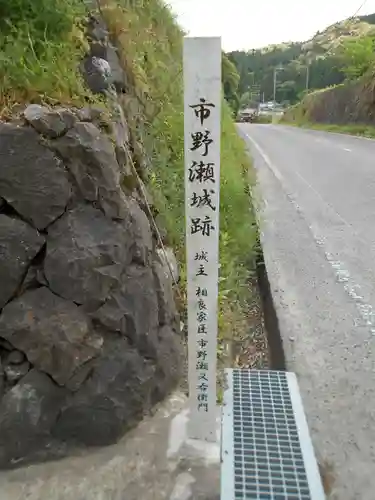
[0,215,45,309]
[4,360,30,384]
[0,369,65,467]
[110,105,133,181]
[5,350,25,365]
[150,325,183,405]
[36,267,49,286]
[153,213,168,244]
[93,265,159,359]
[128,198,153,265]
[52,341,154,446]
[133,179,154,218]
[24,104,77,138]
[89,41,107,60]
[20,264,39,291]
[19,261,47,294]
[87,14,109,42]
[51,122,129,219]
[85,11,126,93]
[132,139,150,179]
[76,106,107,123]
[76,107,95,122]
[44,205,132,305]
[105,43,127,93]
[65,358,97,392]
[153,258,178,328]
[0,124,72,229]
[116,143,135,187]
[111,104,130,146]
[82,56,110,94]
[0,360,4,400]
[0,287,102,386]
[156,247,179,283]
[0,338,13,352]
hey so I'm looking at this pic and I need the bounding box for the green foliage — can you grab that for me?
[281,79,375,129]
[284,120,375,139]
[0,0,91,115]
[222,53,240,115]
[360,13,375,25]
[0,0,80,42]
[338,35,375,80]
[228,45,343,105]
[239,91,251,108]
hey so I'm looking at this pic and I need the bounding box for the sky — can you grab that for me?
[167,0,375,51]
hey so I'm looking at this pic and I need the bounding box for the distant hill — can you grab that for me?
[228,13,375,106]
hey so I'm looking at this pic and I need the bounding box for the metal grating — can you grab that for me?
[221,369,325,500]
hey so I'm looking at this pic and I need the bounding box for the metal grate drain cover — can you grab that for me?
[221,369,325,500]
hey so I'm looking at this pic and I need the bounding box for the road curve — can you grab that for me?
[239,124,375,500]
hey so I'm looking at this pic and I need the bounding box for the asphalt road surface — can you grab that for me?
[239,124,375,500]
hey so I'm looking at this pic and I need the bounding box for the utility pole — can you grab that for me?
[249,82,261,104]
[273,65,283,104]
[273,69,276,103]
[305,63,310,91]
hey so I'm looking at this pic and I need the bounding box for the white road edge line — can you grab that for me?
[343,148,352,152]
[245,130,375,338]
[245,133,284,183]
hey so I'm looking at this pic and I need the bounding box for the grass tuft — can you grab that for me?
[282,120,375,138]
[0,0,92,117]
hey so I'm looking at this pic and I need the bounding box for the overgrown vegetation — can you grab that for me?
[338,34,375,80]
[0,0,93,116]
[222,53,241,116]
[0,0,260,364]
[281,52,375,133]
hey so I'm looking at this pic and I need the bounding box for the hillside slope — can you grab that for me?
[283,69,375,131]
[228,13,375,105]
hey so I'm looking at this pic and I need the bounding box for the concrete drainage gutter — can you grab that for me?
[256,247,286,371]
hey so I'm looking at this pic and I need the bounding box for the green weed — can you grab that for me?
[282,120,375,138]
[0,0,91,116]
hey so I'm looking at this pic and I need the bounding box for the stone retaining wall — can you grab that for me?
[0,8,182,469]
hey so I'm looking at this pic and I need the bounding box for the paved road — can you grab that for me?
[239,124,375,500]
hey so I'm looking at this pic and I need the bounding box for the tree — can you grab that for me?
[277,80,298,102]
[239,91,251,109]
[338,35,375,80]
[222,53,240,115]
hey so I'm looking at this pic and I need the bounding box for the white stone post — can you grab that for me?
[183,36,222,442]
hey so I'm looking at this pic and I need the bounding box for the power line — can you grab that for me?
[352,0,368,18]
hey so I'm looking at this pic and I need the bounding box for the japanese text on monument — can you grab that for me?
[188,97,216,412]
